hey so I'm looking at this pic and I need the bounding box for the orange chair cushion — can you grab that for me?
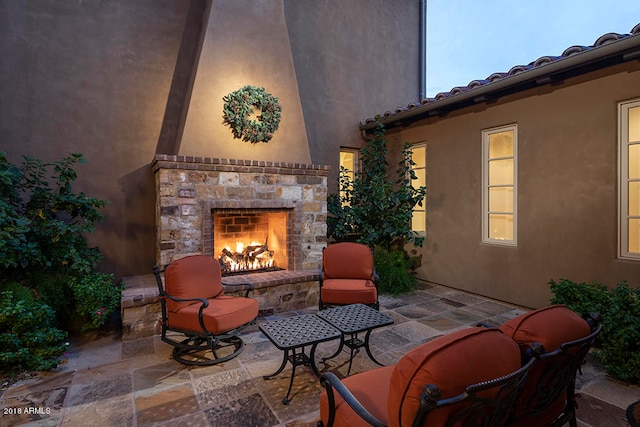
[322,242,374,280]
[499,305,591,427]
[387,327,521,427]
[168,295,258,334]
[164,255,225,312]
[320,279,378,305]
[499,304,590,354]
[319,365,394,427]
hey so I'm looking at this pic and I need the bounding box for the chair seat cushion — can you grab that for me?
[168,295,258,334]
[321,279,377,305]
[388,327,521,427]
[319,365,394,427]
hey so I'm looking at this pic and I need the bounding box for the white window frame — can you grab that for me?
[410,142,427,234]
[339,148,359,206]
[618,98,640,260]
[482,124,518,246]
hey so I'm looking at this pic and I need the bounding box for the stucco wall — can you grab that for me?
[0,0,420,278]
[0,0,189,278]
[284,0,420,194]
[180,0,311,163]
[387,62,640,308]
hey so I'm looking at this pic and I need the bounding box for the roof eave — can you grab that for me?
[360,33,640,133]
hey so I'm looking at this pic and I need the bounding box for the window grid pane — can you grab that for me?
[620,99,640,259]
[410,143,426,234]
[483,126,516,245]
[630,106,640,142]
[489,214,514,241]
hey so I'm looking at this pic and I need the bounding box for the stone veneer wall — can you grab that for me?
[121,270,320,341]
[152,154,330,269]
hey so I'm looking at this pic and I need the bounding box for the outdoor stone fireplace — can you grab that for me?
[152,154,329,271]
[121,155,331,341]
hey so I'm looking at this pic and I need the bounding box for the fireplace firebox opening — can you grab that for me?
[213,209,291,276]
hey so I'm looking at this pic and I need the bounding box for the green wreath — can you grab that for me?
[222,85,282,144]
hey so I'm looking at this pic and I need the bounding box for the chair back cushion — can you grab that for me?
[499,304,590,354]
[322,242,374,280]
[163,255,224,312]
[499,305,591,427]
[387,327,521,427]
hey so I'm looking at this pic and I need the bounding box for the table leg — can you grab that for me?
[363,329,384,366]
[263,348,289,380]
[344,333,363,376]
[282,348,299,405]
[321,334,345,362]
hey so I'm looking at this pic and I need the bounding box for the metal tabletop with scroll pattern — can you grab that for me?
[316,303,394,334]
[259,314,340,350]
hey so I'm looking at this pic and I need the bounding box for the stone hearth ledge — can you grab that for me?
[120,269,320,341]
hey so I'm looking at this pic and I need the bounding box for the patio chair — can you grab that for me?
[319,242,379,310]
[318,327,538,427]
[499,305,602,427]
[152,255,259,366]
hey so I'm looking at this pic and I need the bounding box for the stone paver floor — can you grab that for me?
[1,282,637,426]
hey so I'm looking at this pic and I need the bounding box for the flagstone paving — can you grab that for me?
[1,282,637,426]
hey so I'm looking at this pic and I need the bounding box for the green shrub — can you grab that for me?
[549,278,640,384]
[69,272,123,332]
[374,246,417,295]
[0,152,117,374]
[598,282,640,383]
[327,120,426,250]
[0,290,68,375]
[549,278,612,316]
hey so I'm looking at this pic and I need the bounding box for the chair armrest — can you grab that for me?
[475,321,497,328]
[372,269,380,287]
[222,282,254,298]
[319,372,385,427]
[161,294,209,308]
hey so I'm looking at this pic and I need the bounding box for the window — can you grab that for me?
[619,99,640,259]
[411,143,426,233]
[482,125,517,245]
[339,148,358,206]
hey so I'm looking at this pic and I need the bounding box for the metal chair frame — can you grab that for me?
[152,263,255,366]
[318,245,380,311]
[318,346,539,427]
[506,314,602,427]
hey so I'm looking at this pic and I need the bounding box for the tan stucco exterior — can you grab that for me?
[386,62,640,308]
[0,0,419,278]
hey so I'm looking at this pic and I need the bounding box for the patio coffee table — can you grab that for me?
[316,303,394,376]
[259,314,341,404]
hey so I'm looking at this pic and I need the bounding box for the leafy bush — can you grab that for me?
[327,120,426,250]
[0,152,119,373]
[549,278,612,317]
[550,278,640,384]
[0,290,68,375]
[69,272,122,332]
[373,246,417,295]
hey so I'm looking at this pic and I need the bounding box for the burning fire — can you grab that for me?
[219,239,275,274]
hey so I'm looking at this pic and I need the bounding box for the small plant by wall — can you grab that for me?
[373,245,418,295]
[0,152,122,375]
[549,278,640,384]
